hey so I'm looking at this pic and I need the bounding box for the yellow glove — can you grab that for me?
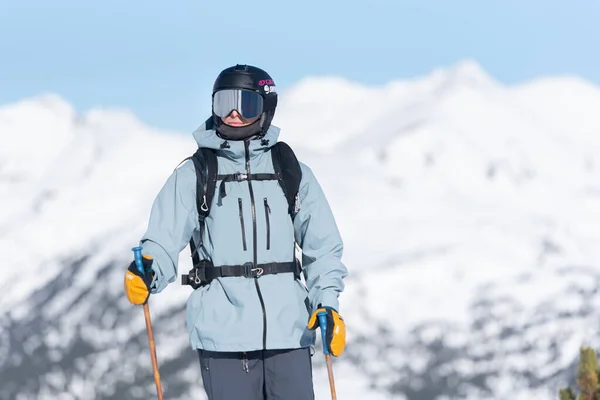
[308,306,346,357]
[124,254,154,305]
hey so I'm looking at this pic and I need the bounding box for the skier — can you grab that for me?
[124,64,347,399]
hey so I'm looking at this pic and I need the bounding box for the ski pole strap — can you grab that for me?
[182,260,300,288]
[132,246,145,274]
[318,311,329,355]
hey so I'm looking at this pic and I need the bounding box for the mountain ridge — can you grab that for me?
[2,59,599,399]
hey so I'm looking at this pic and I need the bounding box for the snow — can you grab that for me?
[2,59,600,399]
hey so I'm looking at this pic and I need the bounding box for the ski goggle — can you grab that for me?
[212,89,264,119]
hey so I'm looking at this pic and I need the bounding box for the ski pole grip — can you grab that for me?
[132,246,145,275]
[317,311,329,355]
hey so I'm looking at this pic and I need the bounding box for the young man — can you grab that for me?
[124,64,348,399]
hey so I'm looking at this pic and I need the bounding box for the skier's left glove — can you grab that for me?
[308,305,346,357]
[124,254,154,305]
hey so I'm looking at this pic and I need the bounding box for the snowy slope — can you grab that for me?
[2,60,600,399]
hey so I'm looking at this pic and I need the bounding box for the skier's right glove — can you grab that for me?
[308,305,346,357]
[124,254,154,305]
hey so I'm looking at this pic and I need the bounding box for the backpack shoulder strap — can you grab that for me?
[271,141,302,219]
[188,147,218,266]
[190,147,218,218]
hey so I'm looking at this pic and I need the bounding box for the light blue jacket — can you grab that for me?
[138,121,348,352]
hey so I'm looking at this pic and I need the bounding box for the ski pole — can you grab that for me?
[318,311,337,400]
[132,246,164,400]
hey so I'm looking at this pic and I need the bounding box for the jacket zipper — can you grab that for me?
[245,140,267,350]
[264,198,271,250]
[238,198,247,251]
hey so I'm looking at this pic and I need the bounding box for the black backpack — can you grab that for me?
[183,141,302,276]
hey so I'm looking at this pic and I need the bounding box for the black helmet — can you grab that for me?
[211,64,278,140]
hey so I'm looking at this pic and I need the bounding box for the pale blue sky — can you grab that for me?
[1,0,598,132]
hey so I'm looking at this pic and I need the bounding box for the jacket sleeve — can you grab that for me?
[293,162,348,313]
[139,161,198,293]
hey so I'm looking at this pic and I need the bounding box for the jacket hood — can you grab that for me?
[192,117,282,161]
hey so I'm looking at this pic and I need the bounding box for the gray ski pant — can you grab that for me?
[198,347,315,400]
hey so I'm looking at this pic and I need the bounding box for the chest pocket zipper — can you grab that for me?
[264,198,271,250]
[238,198,247,251]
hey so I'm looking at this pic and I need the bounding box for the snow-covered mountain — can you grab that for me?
[2,59,600,399]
